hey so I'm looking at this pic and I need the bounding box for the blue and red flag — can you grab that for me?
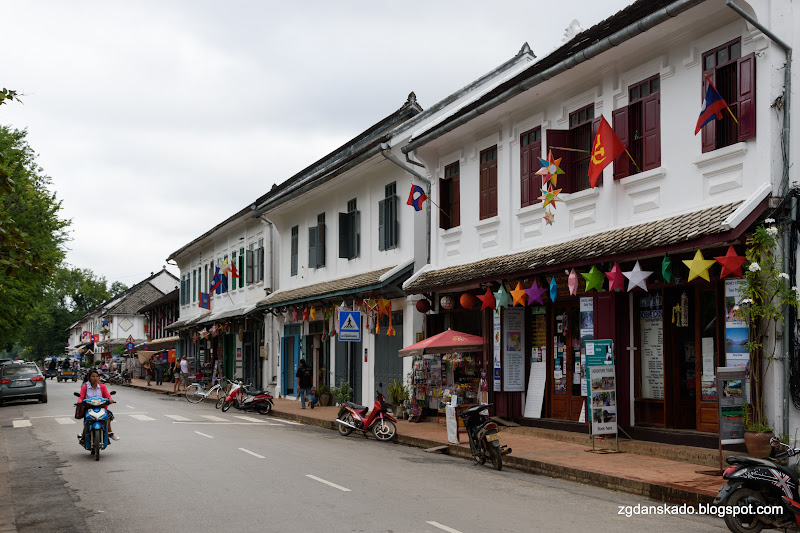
[407,184,427,211]
[695,82,729,135]
[210,266,223,293]
[199,292,210,310]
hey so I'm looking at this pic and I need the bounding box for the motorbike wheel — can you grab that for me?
[337,413,354,436]
[215,393,226,409]
[372,419,397,442]
[488,445,502,471]
[185,384,203,404]
[257,402,272,415]
[723,488,765,533]
[221,400,232,412]
[92,428,101,461]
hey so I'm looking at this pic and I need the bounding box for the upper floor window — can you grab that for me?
[257,238,265,282]
[613,76,660,180]
[290,227,298,276]
[309,213,326,268]
[520,128,542,207]
[238,247,244,288]
[547,104,598,192]
[440,161,460,230]
[479,146,498,220]
[231,251,237,290]
[701,39,755,152]
[339,198,360,260]
[192,269,197,302]
[379,183,398,250]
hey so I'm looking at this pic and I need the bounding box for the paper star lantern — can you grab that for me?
[582,266,605,292]
[292,308,298,322]
[511,282,527,306]
[715,245,747,279]
[493,284,511,309]
[568,268,579,295]
[543,210,555,225]
[539,186,562,209]
[606,263,626,292]
[477,288,496,311]
[199,327,209,339]
[623,261,653,292]
[536,151,565,187]
[683,250,716,282]
[662,256,673,283]
[302,307,310,322]
[309,307,316,320]
[338,301,348,311]
[550,277,557,302]
[525,280,548,305]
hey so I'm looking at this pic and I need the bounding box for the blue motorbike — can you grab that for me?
[74,391,116,461]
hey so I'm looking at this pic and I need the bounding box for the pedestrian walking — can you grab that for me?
[144,357,153,386]
[153,354,164,386]
[179,355,190,392]
[296,358,313,409]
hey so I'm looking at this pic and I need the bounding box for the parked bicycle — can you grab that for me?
[185,378,229,409]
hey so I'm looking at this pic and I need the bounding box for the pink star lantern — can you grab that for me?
[568,268,579,296]
[543,210,555,225]
[525,280,548,305]
[291,308,298,322]
[210,323,219,336]
[606,263,626,292]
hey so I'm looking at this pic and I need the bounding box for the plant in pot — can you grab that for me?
[316,384,332,407]
[736,221,799,457]
[331,381,353,406]
[388,379,409,417]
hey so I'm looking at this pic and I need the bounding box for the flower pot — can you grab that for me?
[319,393,331,407]
[744,430,774,459]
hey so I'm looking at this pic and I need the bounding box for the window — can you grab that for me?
[309,213,326,268]
[613,76,661,180]
[231,251,237,289]
[547,104,599,192]
[246,245,255,284]
[440,161,460,229]
[192,269,196,302]
[520,128,542,207]
[214,258,222,295]
[379,183,398,250]
[701,39,755,152]
[239,247,244,288]
[290,228,298,276]
[479,146,498,219]
[257,238,265,282]
[180,274,186,305]
[338,198,360,260]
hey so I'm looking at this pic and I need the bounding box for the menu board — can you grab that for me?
[717,366,746,444]
[640,296,664,399]
[493,310,501,389]
[503,307,525,392]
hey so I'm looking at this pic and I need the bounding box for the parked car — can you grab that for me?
[0,358,13,366]
[0,363,47,405]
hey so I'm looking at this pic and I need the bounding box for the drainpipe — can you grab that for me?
[726,0,793,439]
[380,143,431,265]
[252,207,276,390]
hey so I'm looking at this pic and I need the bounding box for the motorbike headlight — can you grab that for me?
[87,409,105,419]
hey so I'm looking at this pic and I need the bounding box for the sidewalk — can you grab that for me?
[127,379,725,505]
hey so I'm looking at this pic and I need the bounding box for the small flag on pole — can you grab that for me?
[695,80,732,134]
[199,292,210,310]
[587,116,626,188]
[210,266,223,293]
[407,184,427,211]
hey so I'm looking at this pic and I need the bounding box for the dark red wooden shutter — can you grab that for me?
[701,69,716,153]
[642,92,661,171]
[531,139,542,203]
[737,53,756,142]
[612,106,629,179]
[488,155,497,218]
[520,141,531,207]
[451,174,460,227]
[479,163,489,219]
[546,129,571,192]
[591,118,602,187]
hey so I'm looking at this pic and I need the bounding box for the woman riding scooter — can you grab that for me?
[78,369,120,441]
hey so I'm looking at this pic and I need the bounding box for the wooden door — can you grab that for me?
[550,304,583,420]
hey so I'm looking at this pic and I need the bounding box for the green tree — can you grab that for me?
[0,126,70,346]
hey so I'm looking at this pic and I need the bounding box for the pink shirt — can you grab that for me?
[79,382,111,401]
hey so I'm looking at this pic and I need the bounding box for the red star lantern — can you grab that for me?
[606,263,626,292]
[302,307,310,322]
[477,288,496,311]
[715,245,747,279]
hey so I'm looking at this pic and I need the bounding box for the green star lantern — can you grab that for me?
[581,266,605,292]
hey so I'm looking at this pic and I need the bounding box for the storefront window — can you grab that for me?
[639,294,664,399]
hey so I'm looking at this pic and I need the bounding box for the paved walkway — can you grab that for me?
[126,379,727,504]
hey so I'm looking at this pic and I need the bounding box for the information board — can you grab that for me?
[503,307,525,391]
[717,366,746,445]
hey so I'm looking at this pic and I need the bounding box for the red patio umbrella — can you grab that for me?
[398,329,486,357]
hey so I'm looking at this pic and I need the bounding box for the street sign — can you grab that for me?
[126,342,135,351]
[338,311,361,342]
[126,335,134,343]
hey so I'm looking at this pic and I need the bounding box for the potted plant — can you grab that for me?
[331,381,353,406]
[388,379,409,415]
[316,384,332,407]
[736,220,799,457]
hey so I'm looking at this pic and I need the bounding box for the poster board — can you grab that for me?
[523,362,546,418]
[717,366,746,445]
[503,307,525,391]
[584,340,616,436]
[493,310,501,390]
[445,404,459,444]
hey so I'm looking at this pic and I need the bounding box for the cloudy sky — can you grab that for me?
[2,0,633,288]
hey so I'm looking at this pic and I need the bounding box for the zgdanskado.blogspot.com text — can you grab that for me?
[618,503,783,518]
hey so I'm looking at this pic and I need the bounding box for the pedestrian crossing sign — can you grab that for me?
[338,311,361,342]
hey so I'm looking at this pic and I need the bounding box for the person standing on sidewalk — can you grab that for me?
[144,357,153,386]
[153,354,164,386]
[179,355,190,392]
[172,358,182,393]
[295,358,313,409]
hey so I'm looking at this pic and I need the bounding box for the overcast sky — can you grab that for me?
[2,0,633,288]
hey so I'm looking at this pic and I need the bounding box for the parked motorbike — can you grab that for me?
[336,390,397,442]
[73,390,116,461]
[221,380,273,415]
[459,403,511,471]
[714,437,800,532]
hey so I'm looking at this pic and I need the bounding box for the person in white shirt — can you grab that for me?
[179,356,190,392]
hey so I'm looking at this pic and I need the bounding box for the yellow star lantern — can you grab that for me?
[682,250,716,282]
[510,282,527,306]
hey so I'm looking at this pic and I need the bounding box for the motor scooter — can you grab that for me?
[74,390,116,461]
[714,436,800,532]
[459,403,511,471]
[336,390,397,442]
[220,380,273,414]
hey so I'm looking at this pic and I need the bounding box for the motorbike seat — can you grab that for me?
[344,401,368,412]
[727,456,776,467]
[244,390,268,397]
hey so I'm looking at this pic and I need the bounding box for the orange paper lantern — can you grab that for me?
[415,299,431,313]
[460,293,477,309]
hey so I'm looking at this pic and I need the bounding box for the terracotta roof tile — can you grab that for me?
[258,266,397,307]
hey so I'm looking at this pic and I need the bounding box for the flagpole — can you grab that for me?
[550,146,591,154]
[624,149,642,173]
[703,74,738,124]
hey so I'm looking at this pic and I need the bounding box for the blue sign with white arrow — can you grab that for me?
[338,311,361,342]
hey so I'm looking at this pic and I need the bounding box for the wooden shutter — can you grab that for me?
[353,211,360,258]
[378,199,386,251]
[520,140,531,207]
[642,92,661,171]
[530,139,542,204]
[338,212,350,259]
[737,53,756,142]
[479,148,497,219]
[701,69,716,153]
[451,174,460,228]
[591,118,602,187]
[317,221,325,267]
[309,226,318,267]
[388,195,397,248]
[488,155,497,218]
[612,107,629,179]
[258,247,264,281]
[547,129,571,192]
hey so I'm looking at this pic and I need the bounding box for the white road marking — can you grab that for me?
[200,415,227,422]
[164,415,191,422]
[233,416,265,423]
[130,414,156,421]
[193,431,214,439]
[426,521,464,533]
[55,418,76,425]
[125,405,135,409]
[270,418,301,425]
[238,448,265,459]
[12,420,31,428]
[305,475,351,492]
[172,422,281,425]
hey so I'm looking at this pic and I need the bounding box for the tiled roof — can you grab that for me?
[405,202,742,293]
[106,283,166,315]
[258,266,397,308]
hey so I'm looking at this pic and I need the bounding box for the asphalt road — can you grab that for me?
[1,380,728,533]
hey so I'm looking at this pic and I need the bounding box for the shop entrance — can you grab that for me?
[665,287,696,429]
[551,304,583,420]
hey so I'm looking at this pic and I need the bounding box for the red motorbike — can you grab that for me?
[336,390,397,442]
[221,380,273,415]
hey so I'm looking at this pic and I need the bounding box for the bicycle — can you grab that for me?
[185,378,229,408]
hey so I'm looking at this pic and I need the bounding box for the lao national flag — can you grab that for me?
[695,83,728,134]
[210,266,223,293]
[407,184,427,211]
[199,292,210,310]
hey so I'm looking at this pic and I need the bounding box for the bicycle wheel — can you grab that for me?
[221,400,232,412]
[216,392,227,409]
[185,384,204,404]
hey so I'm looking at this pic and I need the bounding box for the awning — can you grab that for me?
[135,350,167,364]
[398,329,486,357]
[135,335,180,350]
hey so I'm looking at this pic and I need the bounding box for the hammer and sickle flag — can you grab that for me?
[587,116,626,188]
